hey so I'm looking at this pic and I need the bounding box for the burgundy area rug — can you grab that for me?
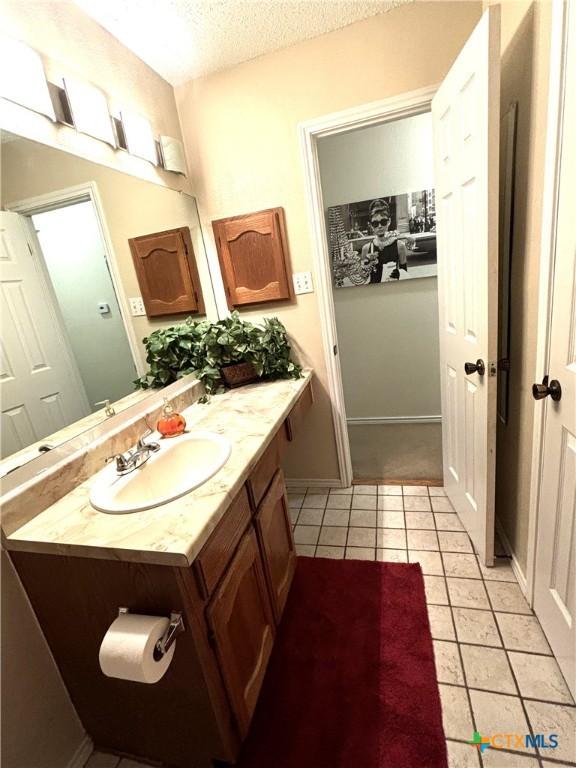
[237,557,447,768]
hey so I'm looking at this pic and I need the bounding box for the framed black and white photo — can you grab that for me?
[327,190,437,288]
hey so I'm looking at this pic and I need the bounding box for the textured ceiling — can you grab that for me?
[73,0,410,85]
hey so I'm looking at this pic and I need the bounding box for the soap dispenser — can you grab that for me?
[156,397,186,438]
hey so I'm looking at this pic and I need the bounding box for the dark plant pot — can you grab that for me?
[221,362,259,389]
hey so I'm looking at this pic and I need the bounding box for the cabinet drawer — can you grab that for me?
[246,429,286,510]
[194,486,252,597]
[285,381,313,441]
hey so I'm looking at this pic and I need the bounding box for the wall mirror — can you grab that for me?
[0,131,219,476]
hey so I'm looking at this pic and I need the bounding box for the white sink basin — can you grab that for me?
[90,431,231,514]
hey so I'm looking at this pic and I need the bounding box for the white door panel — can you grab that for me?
[534,1,576,697]
[0,211,89,458]
[432,6,500,565]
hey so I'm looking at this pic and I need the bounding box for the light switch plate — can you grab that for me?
[129,297,146,316]
[293,271,314,295]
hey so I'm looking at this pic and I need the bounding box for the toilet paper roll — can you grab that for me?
[99,613,176,684]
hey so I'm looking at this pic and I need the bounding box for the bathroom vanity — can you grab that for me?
[5,373,313,767]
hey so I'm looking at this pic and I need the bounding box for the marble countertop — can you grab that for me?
[5,372,312,567]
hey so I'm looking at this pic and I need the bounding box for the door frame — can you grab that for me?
[6,181,144,377]
[525,0,570,604]
[298,85,438,486]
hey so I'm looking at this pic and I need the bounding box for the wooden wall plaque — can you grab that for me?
[129,226,205,317]
[212,207,294,310]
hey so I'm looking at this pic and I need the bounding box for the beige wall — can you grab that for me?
[1,139,218,372]
[175,1,483,481]
[1,553,88,768]
[0,0,190,193]
[493,0,552,573]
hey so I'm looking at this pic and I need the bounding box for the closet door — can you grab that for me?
[212,208,294,310]
[129,226,205,317]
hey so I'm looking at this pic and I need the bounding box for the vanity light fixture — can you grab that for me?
[120,109,157,164]
[63,76,116,146]
[0,36,55,120]
[158,135,188,175]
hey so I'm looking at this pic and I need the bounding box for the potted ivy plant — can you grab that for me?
[136,312,302,396]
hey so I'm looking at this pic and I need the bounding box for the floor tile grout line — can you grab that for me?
[437,635,557,657]
[504,644,575,708]
[470,574,543,768]
[438,680,576,711]
[441,553,486,768]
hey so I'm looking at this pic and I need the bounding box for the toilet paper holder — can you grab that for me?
[118,607,185,660]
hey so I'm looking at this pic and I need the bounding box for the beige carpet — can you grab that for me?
[348,422,443,482]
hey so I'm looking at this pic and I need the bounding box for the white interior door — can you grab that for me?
[533,2,576,698]
[0,211,90,459]
[432,6,500,565]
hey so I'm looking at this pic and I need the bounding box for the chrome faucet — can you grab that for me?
[108,429,160,476]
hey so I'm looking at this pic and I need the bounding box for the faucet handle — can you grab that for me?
[95,399,116,417]
[106,454,129,473]
[137,424,160,452]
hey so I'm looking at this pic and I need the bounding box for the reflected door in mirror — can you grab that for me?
[0,212,89,458]
[129,227,205,317]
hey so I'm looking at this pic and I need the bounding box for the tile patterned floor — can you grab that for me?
[289,483,576,768]
[86,483,575,768]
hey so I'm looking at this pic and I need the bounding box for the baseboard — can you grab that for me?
[347,415,442,425]
[285,478,341,489]
[495,518,528,596]
[67,734,93,768]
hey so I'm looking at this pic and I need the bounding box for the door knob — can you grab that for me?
[532,376,562,402]
[464,359,485,376]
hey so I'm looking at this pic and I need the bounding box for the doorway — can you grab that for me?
[316,111,441,482]
[298,85,438,489]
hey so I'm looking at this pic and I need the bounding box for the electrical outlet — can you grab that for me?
[293,271,314,295]
[129,297,146,316]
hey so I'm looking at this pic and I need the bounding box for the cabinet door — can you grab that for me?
[255,469,296,623]
[212,208,294,310]
[206,528,275,738]
[129,226,205,317]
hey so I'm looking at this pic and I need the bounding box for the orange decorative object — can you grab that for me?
[156,398,186,438]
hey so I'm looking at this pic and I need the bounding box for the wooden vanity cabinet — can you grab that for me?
[10,380,313,768]
[206,528,275,738]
